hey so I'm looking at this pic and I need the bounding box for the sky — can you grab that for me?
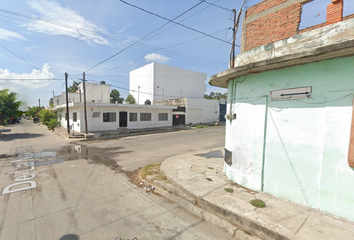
[0,0,353,110]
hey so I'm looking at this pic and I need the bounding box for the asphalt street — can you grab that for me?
[0,120,233,240]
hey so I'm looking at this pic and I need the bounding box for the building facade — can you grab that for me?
[129,62,207,105]
[209,0,354,221]
[154,98,220,125]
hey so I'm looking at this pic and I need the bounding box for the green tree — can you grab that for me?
[49,98,53,107]
[26,106,43,117]
[204,92,227,100]
[110,89,124,103]
[68,81,80,93]
[0,89,23,125]
[38,109,59,130]
[125,94,136,104]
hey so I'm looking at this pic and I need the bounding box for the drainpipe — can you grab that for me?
[261,95,269,192]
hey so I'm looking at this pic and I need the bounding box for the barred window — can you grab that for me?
[129,113,137,122]
[73,112,77,122]
[103,112,116,122]
[158,113,168,121]
[140,113,151,121]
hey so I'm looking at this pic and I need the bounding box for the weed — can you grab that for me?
[224,188,234,193]
[250,199,266,208]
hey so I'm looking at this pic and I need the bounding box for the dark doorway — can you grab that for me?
[119,111,127,127]
[173,114,185,126]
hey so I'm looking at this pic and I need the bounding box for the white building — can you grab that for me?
[54,82,176,133]
[53,82,110,108]
[56,102,176,133]
[154,98,219,125]
[129,62,207,105]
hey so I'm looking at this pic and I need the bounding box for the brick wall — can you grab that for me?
[246,0,287,18]
[243,0,351,52]
[245,3,301,51]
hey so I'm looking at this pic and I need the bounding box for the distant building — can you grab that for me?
[54,82,175,133]
[154,98,219,125]
[129,62,207,105]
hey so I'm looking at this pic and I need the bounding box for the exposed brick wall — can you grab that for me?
[246,0,287,18]
[326,0,343,24]
[243,0,348,52]
[244,3,301,51]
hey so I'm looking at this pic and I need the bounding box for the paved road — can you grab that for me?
[83,125,225,171]
[0,120,233,240]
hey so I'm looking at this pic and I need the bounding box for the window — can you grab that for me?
[158,113,168,121]
[73,112,77,122]
[129,113,137,122]
[140,113,151,121]
[59,114,62,120]
[103,112,116,122]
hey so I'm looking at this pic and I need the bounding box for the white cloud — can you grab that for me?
[144,53,170,63]
[0,28,25,41]
[0,63,55,90]
[25,0,109,45]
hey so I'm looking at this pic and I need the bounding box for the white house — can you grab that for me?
[154,98,219,125]
[53,82,110,108]
[129,62,207,105]
[54,82,176,133]
[56,102,176,133]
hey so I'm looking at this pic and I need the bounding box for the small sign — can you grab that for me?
[176,115,179,119]
[271,86,312,101]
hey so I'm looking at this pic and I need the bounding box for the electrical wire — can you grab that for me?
[117,0,232,45]
[83,0,220,72]
[199,0,233,12]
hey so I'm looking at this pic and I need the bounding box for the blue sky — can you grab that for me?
[0,0,353,109]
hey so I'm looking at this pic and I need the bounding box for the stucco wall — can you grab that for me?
[225,55,354,221]
[129,63,207,105]
[58,105,174,132]
[185,98,219,124]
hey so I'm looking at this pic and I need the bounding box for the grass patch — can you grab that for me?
[207,167,214,169]
[224,188,234,193]
[194,124,213,129]
[244,230,252,235]
[140,163,167,181]
[250,199,266,208]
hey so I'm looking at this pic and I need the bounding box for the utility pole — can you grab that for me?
[230,9,237,68]
[138,85,140,104]
[83,72,88,134]
[52,91,54,107]
[65,72,70,136]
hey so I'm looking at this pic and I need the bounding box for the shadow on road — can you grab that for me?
[0,133,44,141]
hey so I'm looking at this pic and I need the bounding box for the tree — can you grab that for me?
[110,89,124,103]
[125,94,136,104]
[49,98,53,107]
[26,106,43,117]
[0,89,23,125]
[204,92,227,100]
[38,109,59,130]
[68,81,80,93]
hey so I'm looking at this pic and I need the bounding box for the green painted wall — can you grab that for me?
[225,55,354,221]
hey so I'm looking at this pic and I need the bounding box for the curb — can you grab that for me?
[137,169,262,240]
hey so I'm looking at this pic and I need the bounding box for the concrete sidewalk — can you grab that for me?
[151,148,354,240]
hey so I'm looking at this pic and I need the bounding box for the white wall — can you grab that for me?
[58,104,174,132]
[185,98,219,124]
[130,62,207,105]
[129,64,154,105]
[78,82,111,104]
[53,93,80,107]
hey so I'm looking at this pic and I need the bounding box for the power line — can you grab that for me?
[199,0,233,12]
[84,0,210,72]
[0,79,61,80]
[117,0,232,45]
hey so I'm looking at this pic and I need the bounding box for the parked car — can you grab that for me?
[11,118,20,124]
[33,118,39,123]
